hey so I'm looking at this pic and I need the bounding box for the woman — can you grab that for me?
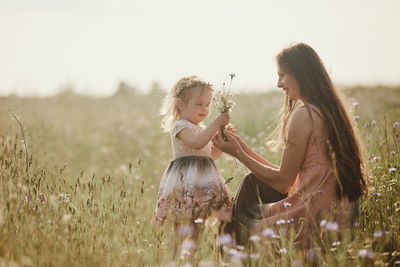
[213,43,368,247]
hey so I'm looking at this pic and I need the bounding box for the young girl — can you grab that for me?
[153,75,233,229]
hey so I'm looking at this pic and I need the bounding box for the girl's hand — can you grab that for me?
[215,113,230,127]
[213,129,241,158]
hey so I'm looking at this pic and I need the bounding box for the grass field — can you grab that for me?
[0,85,399,266]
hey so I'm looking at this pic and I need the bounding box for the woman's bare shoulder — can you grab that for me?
[287,107,313,139]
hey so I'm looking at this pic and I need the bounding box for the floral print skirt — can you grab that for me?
[153,156,233,225]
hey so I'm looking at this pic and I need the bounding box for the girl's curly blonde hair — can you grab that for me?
[160,75,213,132]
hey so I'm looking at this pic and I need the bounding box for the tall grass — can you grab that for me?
[0,86,399,266]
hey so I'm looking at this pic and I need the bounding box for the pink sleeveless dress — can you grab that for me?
[153,120,233,225]
[230,105,356,247]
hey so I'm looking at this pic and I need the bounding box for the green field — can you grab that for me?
[0,86,399,266]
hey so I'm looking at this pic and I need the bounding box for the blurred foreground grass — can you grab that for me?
[0,86,399,266]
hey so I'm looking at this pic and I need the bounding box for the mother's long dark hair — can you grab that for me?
[276,43,368,201]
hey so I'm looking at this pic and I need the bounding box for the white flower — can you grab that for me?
[320,219,327,227]
[276,219,286,225]
[180,249,191,259]
[332,241,341,246]
[284,201,291,208]
[250,253,260,259]
[218,234,233,246]
[354,115,360,120]
[279,248,287,254]
[394,122,399,128]
[373,156,380,162]
[326,222,339,231]
[389,167,397,173]
[249,235,261,242]
[373,231,383,238]
[182,239,196,250]
[371,120,376,126]
[198,260,215,267]
[358,249,374,259]
[194,218,204,224]
[62,213,72,223]
[262,228,276,237]
[178,225,194,237]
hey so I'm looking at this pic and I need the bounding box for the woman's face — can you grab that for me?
[277,64,301,101]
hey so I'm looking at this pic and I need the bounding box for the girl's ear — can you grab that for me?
[177,99,184,111]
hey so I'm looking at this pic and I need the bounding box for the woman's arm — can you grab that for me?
[214,108,312,194]
[235,136,278,169]
[177,113,230,149]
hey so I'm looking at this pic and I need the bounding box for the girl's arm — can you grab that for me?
[214,108,312,194]
[177,113,230,150]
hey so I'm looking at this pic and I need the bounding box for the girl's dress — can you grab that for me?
[229,105,356,247]
[153,119,233,225]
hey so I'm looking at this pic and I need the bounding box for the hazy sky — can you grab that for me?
[1,0,399,96]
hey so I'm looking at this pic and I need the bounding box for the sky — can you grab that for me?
[1,0,399,96]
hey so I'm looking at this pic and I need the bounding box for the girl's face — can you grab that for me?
[277,64,301,101]
[179,88,212,125]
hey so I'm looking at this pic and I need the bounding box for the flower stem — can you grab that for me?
[221,125,228,141]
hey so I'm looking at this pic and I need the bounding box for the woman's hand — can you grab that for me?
[226,124,236,134]
[212,129,242,158]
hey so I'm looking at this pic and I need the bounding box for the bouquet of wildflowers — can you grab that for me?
[213,73,236,141]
